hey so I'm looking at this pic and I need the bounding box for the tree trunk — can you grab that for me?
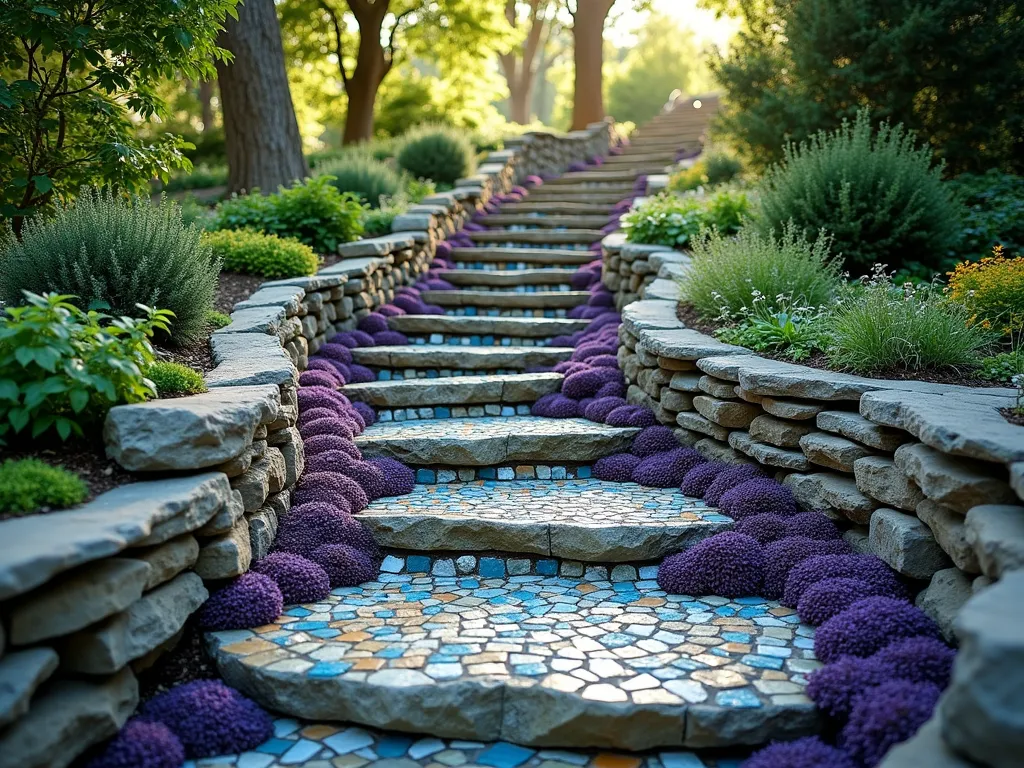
[216,0,307,194]
[198,80,215,133]
[571,0,615,130]
[341,3,391,145]
[509,82,532,124]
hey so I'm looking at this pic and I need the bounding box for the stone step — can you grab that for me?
[344,372,563,408]
[481,214,611,229]
[355,416,639,466]
[441,268,579,287]
[604,152,677,165]
[468,229,605,245]
[421,289,589,310]
[359,478,731,561]
[451,247,597,266]
[210,559,818,749]
[387,314,588,337]
[524,191,636,205]
[547,170,644,185]
[351,345,572,372]
[499,202,618,215]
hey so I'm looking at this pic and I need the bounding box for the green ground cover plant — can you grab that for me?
[0,459,88,515]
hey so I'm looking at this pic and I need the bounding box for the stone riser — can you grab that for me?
[371,368,526,380]
[387,315,587,338]
[441,269,578,288]
[412,462,595,483]
[403,335,557,347]
[445,308,570,318]
[451,261,590,272]
[499,203,616,216]
[452,248,595,266]
[422,289,588,310]
[429,285,575,294]
[376,403,535,423]
[469,230,605,245]
[481,215,611,229]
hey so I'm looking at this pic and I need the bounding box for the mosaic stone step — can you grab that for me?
[205,716,745,768]
[451,248,596,266]
[354,416,639,466]
[388,315,588,338]
[498,202,617,216]
[209,569,820,750]
[605,152,678,164]
[344,373,564,408]
[375,403,535,423]
[524,191,635,205]
[547,171,646,185]
[482,214,611,229]
[441,268,580,288]
[357,479,732,561]
[469,230,606,246]
[351,345,572,372]
[421,290,589,310]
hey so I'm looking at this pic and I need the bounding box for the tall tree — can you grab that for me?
[500,1,559,124]
[566,0,650,130]
[216,0,307,193]
[290,0,509,144]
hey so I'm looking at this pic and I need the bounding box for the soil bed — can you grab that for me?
[214,270,264,315]
[675,302,1005,389]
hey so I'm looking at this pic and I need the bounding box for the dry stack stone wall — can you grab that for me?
[0,121,616,768]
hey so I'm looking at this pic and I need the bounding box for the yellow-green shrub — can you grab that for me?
[203,229,319,279]
[0,459,87,515]
[946,247,1024,335]
[149,361,207,397]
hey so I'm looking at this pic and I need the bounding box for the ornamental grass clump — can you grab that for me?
[396,124,476,186]
[682,223,841,320]
[316,154,402,208]
[0,190,217,344]
[754,110,964,273]
[203,229,319,278]
[825,265,997,373]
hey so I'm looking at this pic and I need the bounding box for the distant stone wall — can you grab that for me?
[612,274,1024,768]
[0,122,616,768]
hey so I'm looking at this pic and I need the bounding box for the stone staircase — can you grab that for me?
[208,97,817,766]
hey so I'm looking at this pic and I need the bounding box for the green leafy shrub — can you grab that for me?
[316,155,401,208]
[178,194,215,229]
[0,191,218,344]
[161,163,229,193]
[946,248,1024,335]
[0,292,171,443]
[203,229,319,279]
[669,152,744,193]
[0,459,88,515]
[950,171,1024,262]
[211,176,366,254]
[206,311,232,330]
[404,177,437,203]
[149,361,207,397]
[824,267,996,373]
[755,111,964,274]
[396,125,477,186]
[362,208,399,238]
[979,348,1024,383]
[622,190,749,248]
[682,224,841,319]
[716,296,827,361]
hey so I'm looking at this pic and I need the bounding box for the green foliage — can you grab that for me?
[622,190,749,248]
[361,208,398,238]
[946,248,1024,335]
[396,125,477,187]
[206,311,232,329]
[161,163,229,193]
[211,176,366,254]
[823,267,996,373]
[715,297,827,361]
[707,0,1024,176]
[754,112,964,274]
[606,12,712,125]
[978,349,1024,383]
[404,177,436,203]
[0,191,218,344]
[0,292,171,443]
[668,152,744,193]
[315,156,401,208]
[148,361,207,397]
[203,229,319,279]
[0,459,88,515]
[682,224,841,319]
[0,0,239,225]
[950,172,1024,262]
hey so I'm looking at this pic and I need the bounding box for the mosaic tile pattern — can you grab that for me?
[447,308,569,318]
[375,368,524,381]
[413,464,592,483]
[361,416,615,441]
[453,261,591,272]
[210,572,818,748]
[377,404,534,422]
[406,335,550,347]
[375,554,629,579]
[358,480,731,560]
[192,717,744,768]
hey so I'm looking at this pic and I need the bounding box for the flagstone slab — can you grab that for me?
[351,346,573,371]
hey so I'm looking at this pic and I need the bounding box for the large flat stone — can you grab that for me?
[132,535,200,590]
[351,345,572,371]
[748,414,816,448]
[0,648,59,727]
[386,315,588,337]
[940,571,1024,768]
[344,373,562,408]
[637,329,746,362]
[894,443,1016,514]
[783,472,878,524]
[355,416,638,466]
[233,285,305,314]
[206,333,298,388]
[869,508,951,580]
[621,300,685,335]
[965,504,1024,579]
[8,558,150,645]
[451,247,596,266]
[213,305,287,337]
[693,396,760,429]
[916,568,973,643]
[0,667,137,768]
[422,289,589,310]
[194,518,252,580]
[799,432,872,472]
[729,432,810,471]
[854,456,925,512]
[338,234,415,257]
[879,718,974,768]
[816,410,909,451]
[916,500,980,573]
[860,389,1023,464]
[0,474,228,601]
[441,267,580,288]
[60,572,208,674]
[104,385,279,471]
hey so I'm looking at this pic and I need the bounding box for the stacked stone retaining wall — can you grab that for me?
[0,120,615,768]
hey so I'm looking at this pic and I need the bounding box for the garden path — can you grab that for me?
[206,104,819,768]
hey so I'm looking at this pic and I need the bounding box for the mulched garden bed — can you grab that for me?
[1,442,136,520]
[1001,408,1024,426]
[675,302,1006,389]
[214,270,264,315]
